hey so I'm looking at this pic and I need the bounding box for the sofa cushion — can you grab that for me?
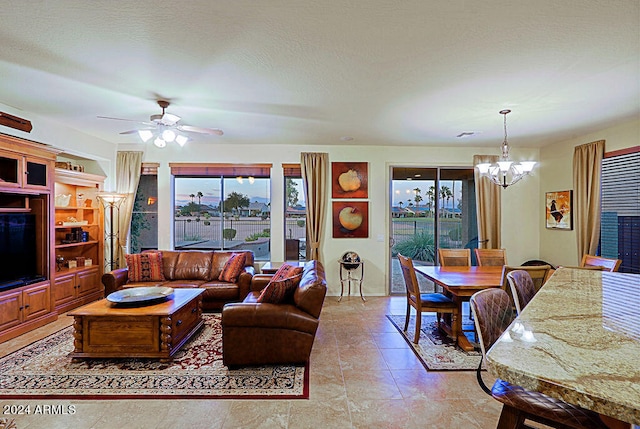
[211,251,253,280]
[125,252,166,282]
[200,282,240,301]
[271,263,304,282]
[218,252,247,282]
[257,274,302,304]
[173,251,214,280]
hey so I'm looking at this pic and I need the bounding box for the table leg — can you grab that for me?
[452,296,475,352]
[339,267,345,302]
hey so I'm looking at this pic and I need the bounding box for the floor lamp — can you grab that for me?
[97,192,127,272]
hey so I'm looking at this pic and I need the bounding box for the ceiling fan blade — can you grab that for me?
[178,124,224,135]
[98,116,156,126]
[119,128,155,135]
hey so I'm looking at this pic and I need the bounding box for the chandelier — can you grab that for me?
[475,110,536,188]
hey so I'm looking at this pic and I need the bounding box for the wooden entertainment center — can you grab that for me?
[0,134,106,343]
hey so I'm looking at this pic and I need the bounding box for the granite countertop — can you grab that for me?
[486,267,640,425]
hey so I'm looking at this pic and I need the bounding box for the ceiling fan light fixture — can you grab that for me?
[161,129,176,142]
[138,130,154,142]
[162,113,181,125]
[175,134,189,146]
[153,137,167,148]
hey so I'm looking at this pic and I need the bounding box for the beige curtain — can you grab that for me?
[301,152,328,263]
[474,155,501,249]
[115,151,143,268]
[573,140,604,260]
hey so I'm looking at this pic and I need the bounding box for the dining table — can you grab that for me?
[413,265,504,351]
[487,267,640,427]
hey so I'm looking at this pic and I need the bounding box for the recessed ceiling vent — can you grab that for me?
[456,132,475,138]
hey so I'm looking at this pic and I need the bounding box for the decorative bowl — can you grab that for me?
[106,286,174,306]
[55,194,71,207]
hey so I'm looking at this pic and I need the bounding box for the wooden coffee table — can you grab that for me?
[68,288,204,361]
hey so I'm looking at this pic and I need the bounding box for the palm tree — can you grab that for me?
[413,187,423,208]
[427,186,436,216]
[196,191,203,206]
[189,193,195,204]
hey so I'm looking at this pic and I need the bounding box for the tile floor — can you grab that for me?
[0,296,506,429]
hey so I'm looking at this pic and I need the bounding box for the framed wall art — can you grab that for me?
[545,190,573,230]
[331,162,368,199]
[332,201,369,238]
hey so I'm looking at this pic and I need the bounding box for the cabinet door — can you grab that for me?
[54,273,77,307]
[22,283,51,321]
[0,152,22,189]
[0,290,23,330]
[76,267,101,298]
[24,156,49,189]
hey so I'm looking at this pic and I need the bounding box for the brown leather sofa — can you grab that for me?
[101,250,255,311]
[222,260,327,367]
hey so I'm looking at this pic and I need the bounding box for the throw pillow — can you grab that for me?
[126,252,165,282]
[256,274,303,304]
[271,263,304,282]
[218,252,247,282]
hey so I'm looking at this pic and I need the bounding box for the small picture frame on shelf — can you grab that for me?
[84,258,93,267]
[67,260,77,269]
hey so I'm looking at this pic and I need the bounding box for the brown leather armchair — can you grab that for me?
[222,260,327,367]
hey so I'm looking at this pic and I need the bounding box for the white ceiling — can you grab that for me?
[1,0,638,148]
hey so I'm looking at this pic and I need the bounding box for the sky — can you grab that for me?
[174,177,306,207]
[175,177,460,209]
[392,180,462,209]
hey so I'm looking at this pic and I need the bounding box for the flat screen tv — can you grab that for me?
[0,213,42,291]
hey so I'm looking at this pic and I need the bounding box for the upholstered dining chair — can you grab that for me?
[438,248,471,266]
[506,270,536,315]
[475,248,507,266]
[500,265,551,306]
[470,288,609,429]
[580,254,621,272]
[398,254,458,344]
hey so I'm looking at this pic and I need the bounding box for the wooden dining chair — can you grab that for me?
[506,270,537,315]
[438,248,471,266]
[470,288,608,429]
[397,254,458,344]
[475,248,507,266]
[580,254,621,272]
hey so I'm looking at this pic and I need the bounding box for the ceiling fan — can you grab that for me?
[98,100,223,147]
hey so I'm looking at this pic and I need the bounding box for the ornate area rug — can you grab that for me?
[387,314,482,371]
[0,314,308,399]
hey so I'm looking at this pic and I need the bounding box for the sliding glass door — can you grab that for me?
[389,167,477,294]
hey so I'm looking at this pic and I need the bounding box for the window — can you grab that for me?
[170,163,272,260]
[283,164,306,261]
[130,163,158,253]
[601,147,640,273]
[390,167,477,293]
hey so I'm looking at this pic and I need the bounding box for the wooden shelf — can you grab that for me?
[55,265,100,276]
[55,206,99,210]
[53,169,105,314]
[55,240,99,249]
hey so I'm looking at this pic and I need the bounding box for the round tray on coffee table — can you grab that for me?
[106,286,174,306]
